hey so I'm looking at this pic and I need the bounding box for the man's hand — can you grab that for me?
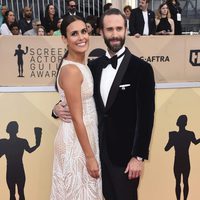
[134,33,141,38]
[124,157,144,180]
[53,102,72,122]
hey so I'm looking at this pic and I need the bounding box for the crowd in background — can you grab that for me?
[0,0,185,37]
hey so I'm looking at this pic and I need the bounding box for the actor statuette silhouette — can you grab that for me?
[165,115,200,200]
[0,121,42,200]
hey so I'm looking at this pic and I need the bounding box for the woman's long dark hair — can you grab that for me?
[55,15,85,91]
[4,10,16,31]
[44,3,58,19]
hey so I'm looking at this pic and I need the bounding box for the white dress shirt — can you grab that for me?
[100,46,125,106]
[126,19,130,35]
[100,47,143,161]
[142,11,149,35]
[0,23,13,35]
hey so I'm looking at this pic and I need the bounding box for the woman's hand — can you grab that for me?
[86,157,100,179]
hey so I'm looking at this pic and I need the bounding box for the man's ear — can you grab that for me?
[100,29,103,36]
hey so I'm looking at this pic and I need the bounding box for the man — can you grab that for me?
[129,0,156,37]
[23,18,41,36]
[53,8,155,200]
[19,6,33,35]
[63,0,84,19]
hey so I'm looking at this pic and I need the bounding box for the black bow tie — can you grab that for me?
[102,51,125,69]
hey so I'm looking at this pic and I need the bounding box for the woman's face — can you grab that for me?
[160,4,169,16]
[11,26,20,35]
[63,20,89,54]
[86,22,93,34]
[7,11,15,24]
[57,19,63,29]
[124,8,131,19]
[1,6,8,16]
[37,27,45,36]
[49,5,55,15]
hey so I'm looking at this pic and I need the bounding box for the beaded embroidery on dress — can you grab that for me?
[50,60,103,200]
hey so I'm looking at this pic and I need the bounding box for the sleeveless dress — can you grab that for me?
[50,60,103,200]
[156,17,172,33]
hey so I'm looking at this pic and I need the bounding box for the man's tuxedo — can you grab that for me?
[89,47,155,167]
[129,7,156,36]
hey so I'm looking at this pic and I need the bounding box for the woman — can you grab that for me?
[155,2,174,35]
[166,0,182,35]
[42,3,59,35]
[53,18,63,36]
[50,15,103,200]
[0,4,8,24]
[86,21,94,35]
[36,25,45,36]
[0,10,16,35]
[0,5,4,27]
[123,5,132,35]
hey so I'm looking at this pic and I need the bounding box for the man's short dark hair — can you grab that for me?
[66,0,76,6]
[99,8,127,29]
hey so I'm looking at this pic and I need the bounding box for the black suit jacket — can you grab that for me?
[63,11,84,20]
[129,7,156,36]
[89,48,155,167]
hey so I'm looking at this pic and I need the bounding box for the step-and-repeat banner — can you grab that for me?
[0,36,200,200]
[0,35,200,86]
[0,90,200,200]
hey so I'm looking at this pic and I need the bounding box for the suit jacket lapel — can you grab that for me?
[95,57,106,112]
[148,10,152,27]
[105,48,132,112]
[139,9,144,26]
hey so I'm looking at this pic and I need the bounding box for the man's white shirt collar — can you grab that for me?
[100,46,126,106]
[105,46,126,59]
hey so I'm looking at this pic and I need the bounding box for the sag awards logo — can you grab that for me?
[189,50,200,67]
[14,44,28,77]
[14,44,66,78]
[140,55,170,63]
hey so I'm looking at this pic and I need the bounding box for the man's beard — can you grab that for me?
[69,8,76,14]
[25,14,32,19]
[103,36,125,53]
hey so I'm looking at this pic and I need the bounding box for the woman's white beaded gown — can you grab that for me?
[50,60,103,200]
